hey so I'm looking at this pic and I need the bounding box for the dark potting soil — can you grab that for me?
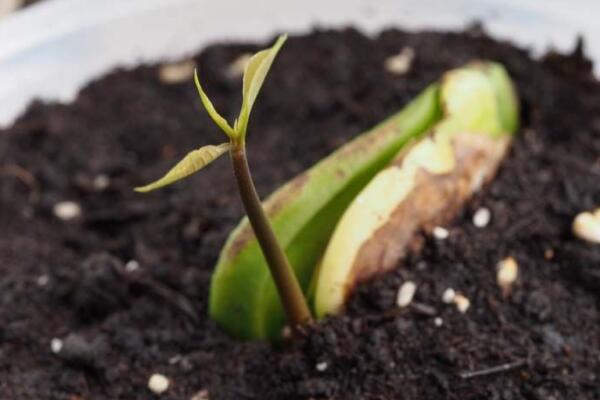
[1,27,599,400]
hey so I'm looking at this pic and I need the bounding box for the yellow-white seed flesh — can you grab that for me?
[314,133,511,318]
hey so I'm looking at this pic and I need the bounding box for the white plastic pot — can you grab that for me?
[0,0,597,126]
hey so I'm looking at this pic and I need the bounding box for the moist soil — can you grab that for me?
[1,28,599,400]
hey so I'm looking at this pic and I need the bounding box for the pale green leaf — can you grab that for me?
[135,143,230,192]
[194,70,235,137]
[236,34,287,137]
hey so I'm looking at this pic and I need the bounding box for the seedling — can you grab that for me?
[136,35,313,331]
[136,34,519,341]
[210,80,440,340]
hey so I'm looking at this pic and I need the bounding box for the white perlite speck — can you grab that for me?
[50,338,63,353]
[454,294,471,313]
[497,256,519,292]
[316,361,328,372]
[226,53,253,79]
[432,226,449,240]
[125,260,140,273]
[92,174,110,191]
[572,208,600,243]
[434,317,443,327]
[281,325,293,340]
[190,389,210,400]
[53,201,81,221]
[384,47,415,75]
[472,207,491,228]
[148,373,170,394]
[396,281,417,308]
[441,288,456,304]
[168,354,182,365]
[159,59,196,84]
[37,274,49,287]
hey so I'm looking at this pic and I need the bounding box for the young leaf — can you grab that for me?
[194,70,235,138]
[135,143,230,192]
[236,34,287,137]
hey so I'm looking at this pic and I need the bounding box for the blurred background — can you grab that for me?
[0,0,598,128]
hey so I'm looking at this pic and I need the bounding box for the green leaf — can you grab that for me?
[135,143,230,192]
[194,70,235,137]
[236,34,287,138]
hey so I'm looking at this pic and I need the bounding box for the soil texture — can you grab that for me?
[1,28,599,399]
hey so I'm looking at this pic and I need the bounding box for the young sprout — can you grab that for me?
[135,35,313,331]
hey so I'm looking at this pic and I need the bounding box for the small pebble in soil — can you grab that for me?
[226,53,252,79]
[168,354,182,365]
[297,378,338,397]
[434,317,444,327]
[396,281,417,308]
[454,294,471,313]
[281,325,293,340]
[92,174,110,191]
[148,373,170,395]
[544,248,555,260]
[158,59,196,84]
[190,389,210,400]
[125,259,140,273]
[541,325,566,353]
[472,207,491,228]
[53,201,82,221]
[525,289,552,321]
[497,256,519,294]
[572,208,600,243]
[72,253,129,320]
[411,302,437,316]
[50,338,63,354]
[384,47,415,75]
[432,226,449,240]
[56,333,108,369]
[316,361,329,372]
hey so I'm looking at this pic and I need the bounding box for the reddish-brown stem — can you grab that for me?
[230,144,313,329]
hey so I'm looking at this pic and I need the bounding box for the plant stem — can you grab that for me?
[230,144,313,330]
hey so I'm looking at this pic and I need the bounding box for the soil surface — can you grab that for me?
[1,28,599,400]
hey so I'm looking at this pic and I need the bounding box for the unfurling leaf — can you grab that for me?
[194,71,235,138]
[236,34,287,138]
[135,143,230,192]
